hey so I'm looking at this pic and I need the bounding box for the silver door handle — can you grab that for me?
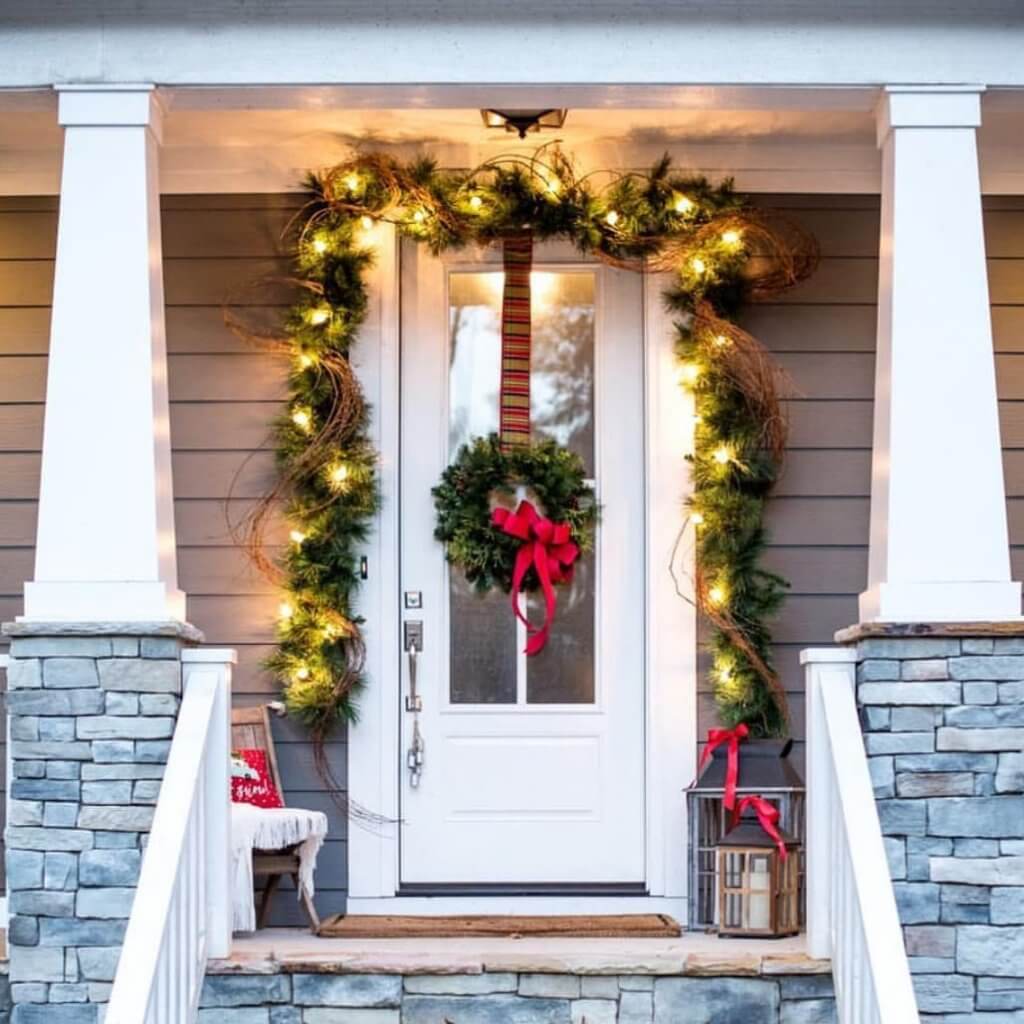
[405,641,422,712]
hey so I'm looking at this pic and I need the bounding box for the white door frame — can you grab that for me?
[347,225,696,916]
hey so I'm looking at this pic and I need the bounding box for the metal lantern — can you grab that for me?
[687,738,805,931]
[717,809,801,938]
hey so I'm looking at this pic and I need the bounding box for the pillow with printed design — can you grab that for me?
[230,748,284,809]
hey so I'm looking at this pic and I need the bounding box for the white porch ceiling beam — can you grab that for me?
[22,84,186,623]
[860,85,1021,624]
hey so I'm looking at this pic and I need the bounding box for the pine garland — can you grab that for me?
[255,147,816,742]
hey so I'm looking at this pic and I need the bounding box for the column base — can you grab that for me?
[21,581,187,623]
[858,581,1022,624]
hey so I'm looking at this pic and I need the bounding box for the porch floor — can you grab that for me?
[216,929,827,977]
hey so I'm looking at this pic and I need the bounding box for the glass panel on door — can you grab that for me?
[447,270,596,706]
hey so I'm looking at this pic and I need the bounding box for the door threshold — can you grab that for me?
[346,895,686,918]
[398,883,647,897]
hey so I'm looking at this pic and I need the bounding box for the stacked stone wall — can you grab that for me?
[197,966,836,1023]
[2,622,198,1024]
[854,633,1024,1022]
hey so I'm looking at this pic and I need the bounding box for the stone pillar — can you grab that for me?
[23,84,184,624]
[843,624,1024,1020]
[861,85,1020,623]
[3,621,201,1023]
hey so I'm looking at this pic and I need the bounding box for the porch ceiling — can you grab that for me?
[2,91,1024,195]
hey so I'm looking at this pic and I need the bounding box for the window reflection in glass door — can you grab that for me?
[447,270,597,706]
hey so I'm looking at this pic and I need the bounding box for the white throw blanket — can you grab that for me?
[230,802,328,933]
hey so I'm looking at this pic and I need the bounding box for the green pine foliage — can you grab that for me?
[270,149,805,739]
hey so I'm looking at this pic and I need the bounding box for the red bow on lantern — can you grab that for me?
[731,795,789,860]
[697,723,750,811]
[491,500,580,655]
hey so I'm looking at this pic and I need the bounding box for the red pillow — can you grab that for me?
[231,748,284,809]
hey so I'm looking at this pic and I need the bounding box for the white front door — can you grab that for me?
[399,239,646,888]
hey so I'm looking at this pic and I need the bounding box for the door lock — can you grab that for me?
[404,620,423,652]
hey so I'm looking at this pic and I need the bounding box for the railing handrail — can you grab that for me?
[803,648,920,1024]
[105,648,234,1024]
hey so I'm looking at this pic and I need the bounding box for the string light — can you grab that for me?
[278,602,294,620]
[469,195,483,211]
[291,408,313,432]
[294,666,310,681]
[360,215,374,231]
[674,194,693,214]
[343,173,362,193]
[308,307,330,326]
[722,229,742,247]
[412,209,426,224]
[691,511,705,526]
[289,530,307,545]
[312,237,328,254]
[708,582,729,607]
[297,353,316,369]
[329,463,350,487]
[713,445,732,465]
[713,334,731,348]
[605,210,620,227]
[691,257,707,275]
[680,362,701,386]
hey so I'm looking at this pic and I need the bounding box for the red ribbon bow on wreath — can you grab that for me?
[697,723,749,811]
[491,499,580,655]
[731,794,789,860]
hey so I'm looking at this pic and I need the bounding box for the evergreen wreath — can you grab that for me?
[432,434,597,594]
[229,146,819,751]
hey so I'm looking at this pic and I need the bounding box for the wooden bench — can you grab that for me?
[232,706,321,932]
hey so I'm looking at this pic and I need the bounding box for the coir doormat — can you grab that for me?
[317,913,682,939]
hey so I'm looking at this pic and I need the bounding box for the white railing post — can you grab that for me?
[802,647,857,960]
[0,653,9,930]
[107,646,236,1024]
[803,646,920,1024]
[183,648,235,960]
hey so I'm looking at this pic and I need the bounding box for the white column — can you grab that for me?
[23,85,185,623]
[860,85,1020,623]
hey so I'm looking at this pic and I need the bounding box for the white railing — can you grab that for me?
[1,652,9,929]
[106,648,235,1024]
[803,649,920,1024]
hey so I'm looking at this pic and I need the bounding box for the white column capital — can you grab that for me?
[875,85,984,146]
[56,84,165,142]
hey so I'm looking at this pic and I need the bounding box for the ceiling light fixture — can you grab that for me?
[480,108,568,139]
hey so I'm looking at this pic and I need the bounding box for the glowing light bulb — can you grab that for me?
[297,353,315,369]
[605,210,620,227]
[674,194,693,214]
[312,237,328,254]
[691,257,707,275]
[691,511,705,526]
[289,530,306,545]
[545,177,561,196]
[713,445,732,465]
[360,215,374,231]
[713,334,731,348]
[708,583,728,606]
[722,229,741,246]
[278,602,294,620]
[294,666,310,681]
[718,662,733,682]
[680,362,701,386]
[469,195,483,210]
[329,463,350,486]
[291,408,312,432]
[308,307,330,326]
[344,173,362,193]
[412,209,426,224]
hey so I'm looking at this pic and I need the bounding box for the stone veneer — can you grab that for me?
[198,958,836,1023]
[1,620,201,1024]
[843,625,1024,1023]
